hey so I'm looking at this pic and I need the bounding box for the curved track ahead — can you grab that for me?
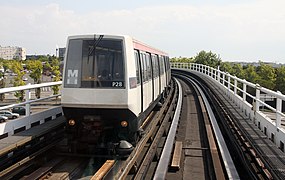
[164,73,240,180]
[173,69,285,180]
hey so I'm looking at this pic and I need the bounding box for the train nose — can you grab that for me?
[116,140,134,156]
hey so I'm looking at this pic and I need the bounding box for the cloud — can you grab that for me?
[0,0,285,62]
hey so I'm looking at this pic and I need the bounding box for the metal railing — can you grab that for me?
[0,81,62,116]
[171,62,285,149]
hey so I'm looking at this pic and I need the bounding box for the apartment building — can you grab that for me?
[0,46,26,60]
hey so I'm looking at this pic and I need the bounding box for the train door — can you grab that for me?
[145,53,152,107]
[140,52,151,111]
[146,53,154,102]
[150,55,155,101]
[152,55,159,99]
[163,57,168,86]
[160,56,166,91]
[167,57,171,84]
[140,53,146,111]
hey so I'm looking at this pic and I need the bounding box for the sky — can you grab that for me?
[0,0,285,63]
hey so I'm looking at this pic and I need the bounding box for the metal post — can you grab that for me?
[255,84,260,112]
[234,77,237,95]
[25,83,31,116]
[208,66,210,76]
[276,91,282,129]
[243,80,247,102]
[222,73,225,86]
[227,74,231,91]
[217,66,220,83]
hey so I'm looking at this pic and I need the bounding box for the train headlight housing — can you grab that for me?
[68,119,76,126]
[121,120,128,127]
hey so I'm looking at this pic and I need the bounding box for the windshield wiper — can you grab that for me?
[88,34,104,56]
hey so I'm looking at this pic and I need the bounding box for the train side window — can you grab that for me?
[151,55,155,77]
[146,53,152,80]
[140,53,146,82]
[157,55,161,76]
[152,55,157,78]
[134,51,141,84]
[164,57,168,73]
[166,56,170,71]
[160,56,165,74]
[143,54,148,81]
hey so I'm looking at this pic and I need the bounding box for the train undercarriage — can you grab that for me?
[61,107,140,156]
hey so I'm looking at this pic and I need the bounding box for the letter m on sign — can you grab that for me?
[67,69,78,84]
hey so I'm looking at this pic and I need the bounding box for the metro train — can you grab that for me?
[61,34,171,154]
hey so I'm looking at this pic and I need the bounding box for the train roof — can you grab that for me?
[67,34,168,56]
[133,39,168,56]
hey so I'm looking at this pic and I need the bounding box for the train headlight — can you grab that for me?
[121,121,128,127]
[69,119,76,126]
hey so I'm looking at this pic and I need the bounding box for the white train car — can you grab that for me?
[61,34,170,153]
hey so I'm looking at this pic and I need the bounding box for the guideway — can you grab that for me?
[0,116,65,178]
[182,69,285,179]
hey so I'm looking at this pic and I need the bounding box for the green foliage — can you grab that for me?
[256,62,276,89]
[244,65,259,83]
[3,62,9,72]
[27,60,43,83]
[275,66,285,94]
[0,72,5,101]
[36,56,49,62]
[170,50,285,92]
[0,60,11,101]
[219,62,233,74]
[50,57,61,95]
[232,63,246,79]
[11,61,25,102]
[27,60,43,99]
[170,57,194,63]
[43,61,52,72]
[193,50,221,68]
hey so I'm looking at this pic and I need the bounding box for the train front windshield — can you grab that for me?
[64,37,125,88]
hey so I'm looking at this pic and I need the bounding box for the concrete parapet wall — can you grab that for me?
[0,106,63,137]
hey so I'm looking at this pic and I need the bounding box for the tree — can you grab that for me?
[220,62,233,74]
[0,69,5,101]
[43,61,52,74]
[11,61,25,102]
[232,63,245,79]
[244,64,259,83]
[26,60,43,98]
[256,62,276,90]
[275,66,285,94]
[194,50,221,68]
[1,60,10,72]
[50,57,61,96]
[170,57,194,63]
